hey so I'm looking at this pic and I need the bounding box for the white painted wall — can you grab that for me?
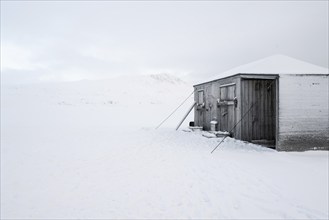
[278,74,329,150]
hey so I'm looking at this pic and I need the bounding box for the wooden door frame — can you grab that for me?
[240,78,277,144]
[218,83,236,135]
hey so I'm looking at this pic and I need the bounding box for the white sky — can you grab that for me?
[1,1,328,84]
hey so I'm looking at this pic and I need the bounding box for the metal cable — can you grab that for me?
[155,90,195,129]
[211,80,275,153]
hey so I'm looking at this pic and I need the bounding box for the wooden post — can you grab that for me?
[176,102,196,130]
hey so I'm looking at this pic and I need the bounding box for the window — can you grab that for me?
[198,90,204,104]
[219,84,235,101]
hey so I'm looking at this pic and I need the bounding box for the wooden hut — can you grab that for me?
[193,55,329,151]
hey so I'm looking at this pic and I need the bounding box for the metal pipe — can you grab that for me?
[176,102,196,130]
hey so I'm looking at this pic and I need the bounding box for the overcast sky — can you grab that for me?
[1,1,328,84]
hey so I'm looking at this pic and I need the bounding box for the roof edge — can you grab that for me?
[193,73,328,87]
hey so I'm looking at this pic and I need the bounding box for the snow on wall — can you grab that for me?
[278,74,329,151]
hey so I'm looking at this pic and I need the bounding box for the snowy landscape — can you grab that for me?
[1,74,328,219]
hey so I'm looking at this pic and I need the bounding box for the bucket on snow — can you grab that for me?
[210,120,218,131]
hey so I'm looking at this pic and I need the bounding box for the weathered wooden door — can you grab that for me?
[218,84,236,136]
[241,79,276,143]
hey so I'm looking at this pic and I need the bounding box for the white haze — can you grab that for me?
[1,1,328,84]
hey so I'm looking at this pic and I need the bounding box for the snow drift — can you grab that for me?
[1,74,328,219]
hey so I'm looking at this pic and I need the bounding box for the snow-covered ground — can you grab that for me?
[1,74,328,219]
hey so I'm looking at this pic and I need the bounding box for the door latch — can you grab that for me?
[234,97,238,108]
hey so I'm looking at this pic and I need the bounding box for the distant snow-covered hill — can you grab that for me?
[2,73,194,128]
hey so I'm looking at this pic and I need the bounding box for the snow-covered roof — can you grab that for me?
[196,54,329,85]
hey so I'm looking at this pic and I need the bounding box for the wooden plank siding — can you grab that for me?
[218,84,236,134]
[204,83,214,130]
[216,77,240,135]
[194,73,328,151]
[241,79,276,142]
[235,78,242,139]
[194,76,240,133]
[194,85,206,128]
[241,79,248,140]
[194,75,277,147]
